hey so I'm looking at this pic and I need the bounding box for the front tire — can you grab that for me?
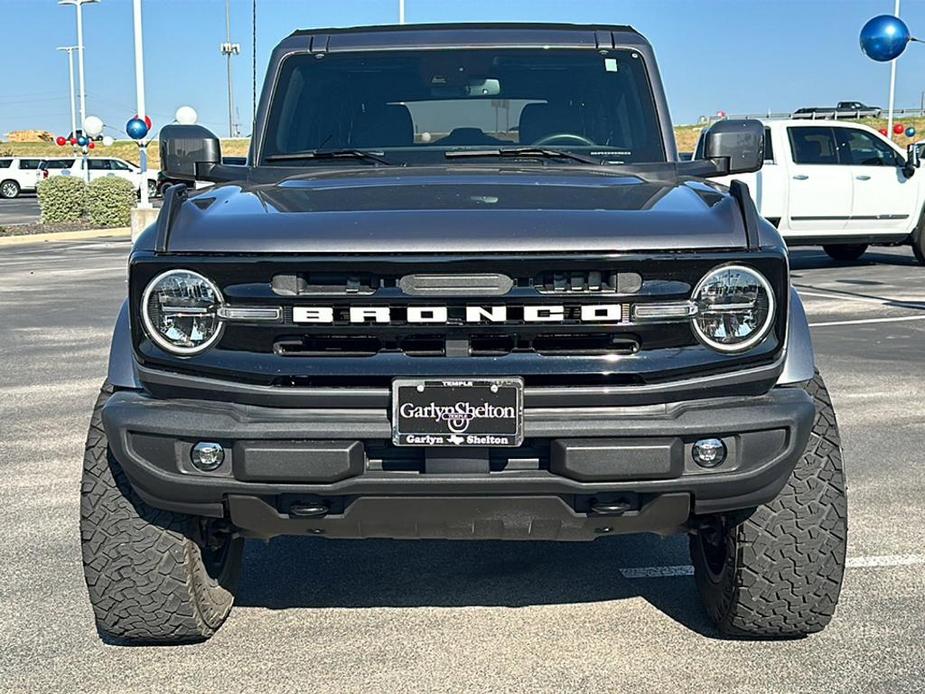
[689,372,848,638]
[823,243,867,262]
[80,383,244,644]
[0,179,20,199]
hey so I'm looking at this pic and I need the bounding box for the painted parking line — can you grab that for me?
[619,554,925,579]
[809,315,925,328]
[797,288,925,308]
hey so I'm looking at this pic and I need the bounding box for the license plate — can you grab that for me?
[392,378,524,447]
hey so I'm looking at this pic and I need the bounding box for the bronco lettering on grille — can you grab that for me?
[292,304,622,324]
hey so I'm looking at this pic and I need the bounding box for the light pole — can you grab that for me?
[132,0,150,209]
[887,0,901,139]
[56,46,78,138]
[220,0,241,138]
[399,0,405,24]
[58,0,99,134]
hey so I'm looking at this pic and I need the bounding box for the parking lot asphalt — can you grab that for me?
[1,241,923,693]
[0,194,40,225]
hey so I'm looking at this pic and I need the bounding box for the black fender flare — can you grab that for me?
[777,288,816,386]
[107,300,141,389]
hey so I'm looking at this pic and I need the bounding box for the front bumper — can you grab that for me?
[102,387,815,541]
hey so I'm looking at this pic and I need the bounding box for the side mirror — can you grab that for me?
[702,119,764,175]
[904,143,920,178]
[159,124,222,181]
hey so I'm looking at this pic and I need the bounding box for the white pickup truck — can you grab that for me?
[698,119,924,262]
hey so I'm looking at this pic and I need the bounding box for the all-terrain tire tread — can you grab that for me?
[80,383,237,643]
[693,372,848,638]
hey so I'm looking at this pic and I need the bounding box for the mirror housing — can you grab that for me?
[159,124,222,181]
[702,119,765,175]
[904,142,920,178]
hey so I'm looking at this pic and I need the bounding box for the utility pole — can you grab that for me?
[57,46,78,138]
[58,0,98,135]
[399,0,405,24]
[221,0,241,138]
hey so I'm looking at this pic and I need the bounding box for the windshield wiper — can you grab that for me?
[264,148,392,165]
[444,147,599,165]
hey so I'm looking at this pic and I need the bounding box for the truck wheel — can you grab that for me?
[0,180,20,199]
[823,244,867,262]
[913,226,925,264]
[80,383,244,644]
[689,372,847,638]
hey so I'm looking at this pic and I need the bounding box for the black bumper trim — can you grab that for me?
[103,387,815,526]
[136,357,785,409]
[227,494,691,541]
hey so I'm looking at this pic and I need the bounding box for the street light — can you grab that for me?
[56,46,78,138]
[58,0,99,134]
[220,0,241,138]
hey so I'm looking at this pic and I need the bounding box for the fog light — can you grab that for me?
[191,442,225,471]
[692,438,727,468]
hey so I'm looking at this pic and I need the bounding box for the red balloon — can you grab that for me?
[879,128,889,136]
[135,113,153,130]
[894,123,906,135]
[88,141,95,149]
[55,136,66,146]
[68,137,77,145]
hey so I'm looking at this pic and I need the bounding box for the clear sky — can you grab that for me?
[3,0,925,138]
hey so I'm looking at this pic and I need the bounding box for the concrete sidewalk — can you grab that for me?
[0,226,131,247]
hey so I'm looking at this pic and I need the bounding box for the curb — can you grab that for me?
[0,226,131,247]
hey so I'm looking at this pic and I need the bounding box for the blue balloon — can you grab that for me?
[907,127,917,137]
[860,14,911,62]
[126,117,149,140]
[76,135,88,147]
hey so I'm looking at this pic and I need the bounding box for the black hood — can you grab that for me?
[158,167,747,254]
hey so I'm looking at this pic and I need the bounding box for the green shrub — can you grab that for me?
[86,176,136,228]
[37,176,87,224]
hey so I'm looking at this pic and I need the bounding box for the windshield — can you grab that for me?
[260,48,665,166]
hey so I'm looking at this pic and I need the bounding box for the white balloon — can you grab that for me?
[83,115,104,138]
[175,106,198,125]
[102,136,114,147]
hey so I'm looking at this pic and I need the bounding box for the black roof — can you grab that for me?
[290,22,638,37]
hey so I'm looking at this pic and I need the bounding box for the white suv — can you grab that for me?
[66,157,160,198]
[0,157,45,198]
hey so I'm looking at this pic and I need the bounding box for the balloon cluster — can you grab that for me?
[126,114,152,140]
[879,124,918,139]
[53,115,114,150]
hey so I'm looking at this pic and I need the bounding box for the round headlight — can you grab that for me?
[691,265,775,352]
[141,270,224,355]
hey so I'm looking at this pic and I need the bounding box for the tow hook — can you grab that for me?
[590,500,634,516]
[289,503,329,518]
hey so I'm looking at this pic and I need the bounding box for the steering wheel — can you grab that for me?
[532,133,596,147]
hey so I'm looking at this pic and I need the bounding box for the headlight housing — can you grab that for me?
[141,269,224,355]
[691,265,775,352]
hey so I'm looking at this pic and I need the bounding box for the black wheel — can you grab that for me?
[0,179,20,199]
[823,244,867,262]
[689,372,848,638]
[80,383,244,644]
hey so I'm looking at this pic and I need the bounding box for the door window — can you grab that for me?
[19,159,42,169]
[110,160,132,171]
[835,128,900,167]
[0,159,11,169]
[87,159,112,171]
[788,127,839,165]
